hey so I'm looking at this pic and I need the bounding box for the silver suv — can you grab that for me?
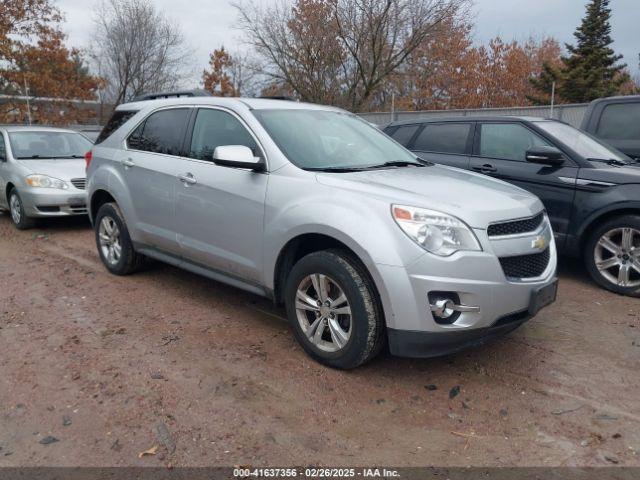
[0,126,91,229]
[87,97,558,369]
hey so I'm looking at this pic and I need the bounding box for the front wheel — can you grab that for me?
[584,215,640,297]
[8,188,35,230]
[284,249,385,369]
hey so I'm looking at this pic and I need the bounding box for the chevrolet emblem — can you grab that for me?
[531,235,548,251]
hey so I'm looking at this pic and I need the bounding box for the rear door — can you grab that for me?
[174,107,268,284]
[471,122,578,245]
[119,107,191,254]
[409,122,474,169]
[592,100,640,161]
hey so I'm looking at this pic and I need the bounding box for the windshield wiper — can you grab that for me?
[587,157,628,166]
[306,166,372,172]
[368,160,426,169]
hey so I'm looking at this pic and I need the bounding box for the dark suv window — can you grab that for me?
[413,123,471,154]
[96,110,138,144]
[479,123,549,161]
[597,103,640,140]
[127,108,190,155]
[389,125,419,146]
[188,108,259,160]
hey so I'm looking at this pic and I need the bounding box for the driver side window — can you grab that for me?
[188,109,259,161]
[480,123,549,162]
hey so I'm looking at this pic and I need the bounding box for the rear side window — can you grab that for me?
[389,125,419,146]
[95,110,138,144]
[597,103,640,140]
[413,123,471,154]
[188,108,259,160]
[0,134,6,160]
[127,108,190,156]
[479,123,549,161]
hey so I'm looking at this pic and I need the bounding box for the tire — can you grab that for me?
[584,215,640,297]
[94,202,144,275]
[284,249,386,369]
[8,188,36,230]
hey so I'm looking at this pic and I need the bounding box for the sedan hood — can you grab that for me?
[17,159,86,181]
[316,165,543,229]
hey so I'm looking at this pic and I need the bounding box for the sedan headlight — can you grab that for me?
[25,174,69,190]
[392,205,482,256]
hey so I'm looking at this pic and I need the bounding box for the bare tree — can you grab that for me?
[91,0,192,105]
[234,0,470,110]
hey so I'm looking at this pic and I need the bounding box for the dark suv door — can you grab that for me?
[387,122,473,169]
[471,122,578,247]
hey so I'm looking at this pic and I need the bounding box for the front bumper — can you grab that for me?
[21,188,87,217]
[377,218,558,357]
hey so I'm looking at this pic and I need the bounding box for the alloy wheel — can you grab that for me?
[295,274,352,352]
[594,227,640,288]
[9,194,21,225]
[98,216,123,266]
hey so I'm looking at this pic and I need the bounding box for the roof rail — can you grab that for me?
[132,89,212,102]
[258,95,297,101]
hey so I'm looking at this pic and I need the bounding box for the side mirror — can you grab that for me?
[213,145,264,171]
[526,146,564,166]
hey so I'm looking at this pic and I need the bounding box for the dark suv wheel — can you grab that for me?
[94,202,144,275]
[584,215,640,297]
[284,249,386,369]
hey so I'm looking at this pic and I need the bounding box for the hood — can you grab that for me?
[581,162,640,185]
[316,165,543,229]
[17,159,86,181]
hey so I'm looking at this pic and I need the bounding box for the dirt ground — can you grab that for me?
[0,212,638,468]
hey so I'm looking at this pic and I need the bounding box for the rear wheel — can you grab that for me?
[584,215,640,297]
[284,249,385,369]
[8,188,35,230]
[94,202,144,275]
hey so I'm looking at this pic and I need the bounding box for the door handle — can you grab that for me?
[178,173,197,185]
[472,164,497,174]
[121,158,135,168]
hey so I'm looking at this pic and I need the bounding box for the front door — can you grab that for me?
[174,107,267,283]
[471,122,578,247]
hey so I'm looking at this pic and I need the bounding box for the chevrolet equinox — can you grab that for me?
[87,96,558,369]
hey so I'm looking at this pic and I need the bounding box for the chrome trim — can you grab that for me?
[575,179,617,187]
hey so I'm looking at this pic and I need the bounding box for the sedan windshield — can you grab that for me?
[8,131,93,159]
[534,121,629,163]
[253,109,422,170]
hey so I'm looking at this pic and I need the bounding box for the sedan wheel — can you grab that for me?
[98,215,123,266]
[594,227,640,288]
[295,273,352,352]
[9,193,21,225]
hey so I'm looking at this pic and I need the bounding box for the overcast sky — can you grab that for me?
[56,0,640,86]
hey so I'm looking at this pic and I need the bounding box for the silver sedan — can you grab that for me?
[0,126,92,229]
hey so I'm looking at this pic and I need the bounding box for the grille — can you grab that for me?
[70,178,86,190]
[499,248,550,279]
[488,212,544,237]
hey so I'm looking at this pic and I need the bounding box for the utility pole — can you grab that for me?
[391,93,395,123]
[550,81,556,119]
[23,76,32,125]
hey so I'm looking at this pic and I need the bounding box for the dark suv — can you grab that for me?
[581,95,640,161]
[385,116,640,297]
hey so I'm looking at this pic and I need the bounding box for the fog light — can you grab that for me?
[428,292,479,325]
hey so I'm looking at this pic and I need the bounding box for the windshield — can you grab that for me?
[534,121,629,163]
[253,109,421,170]
[8,131,93,159]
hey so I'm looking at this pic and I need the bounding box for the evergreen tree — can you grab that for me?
[530,0,628,104]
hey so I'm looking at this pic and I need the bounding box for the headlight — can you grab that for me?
[25,174,69,190]
[392,205,482,256]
